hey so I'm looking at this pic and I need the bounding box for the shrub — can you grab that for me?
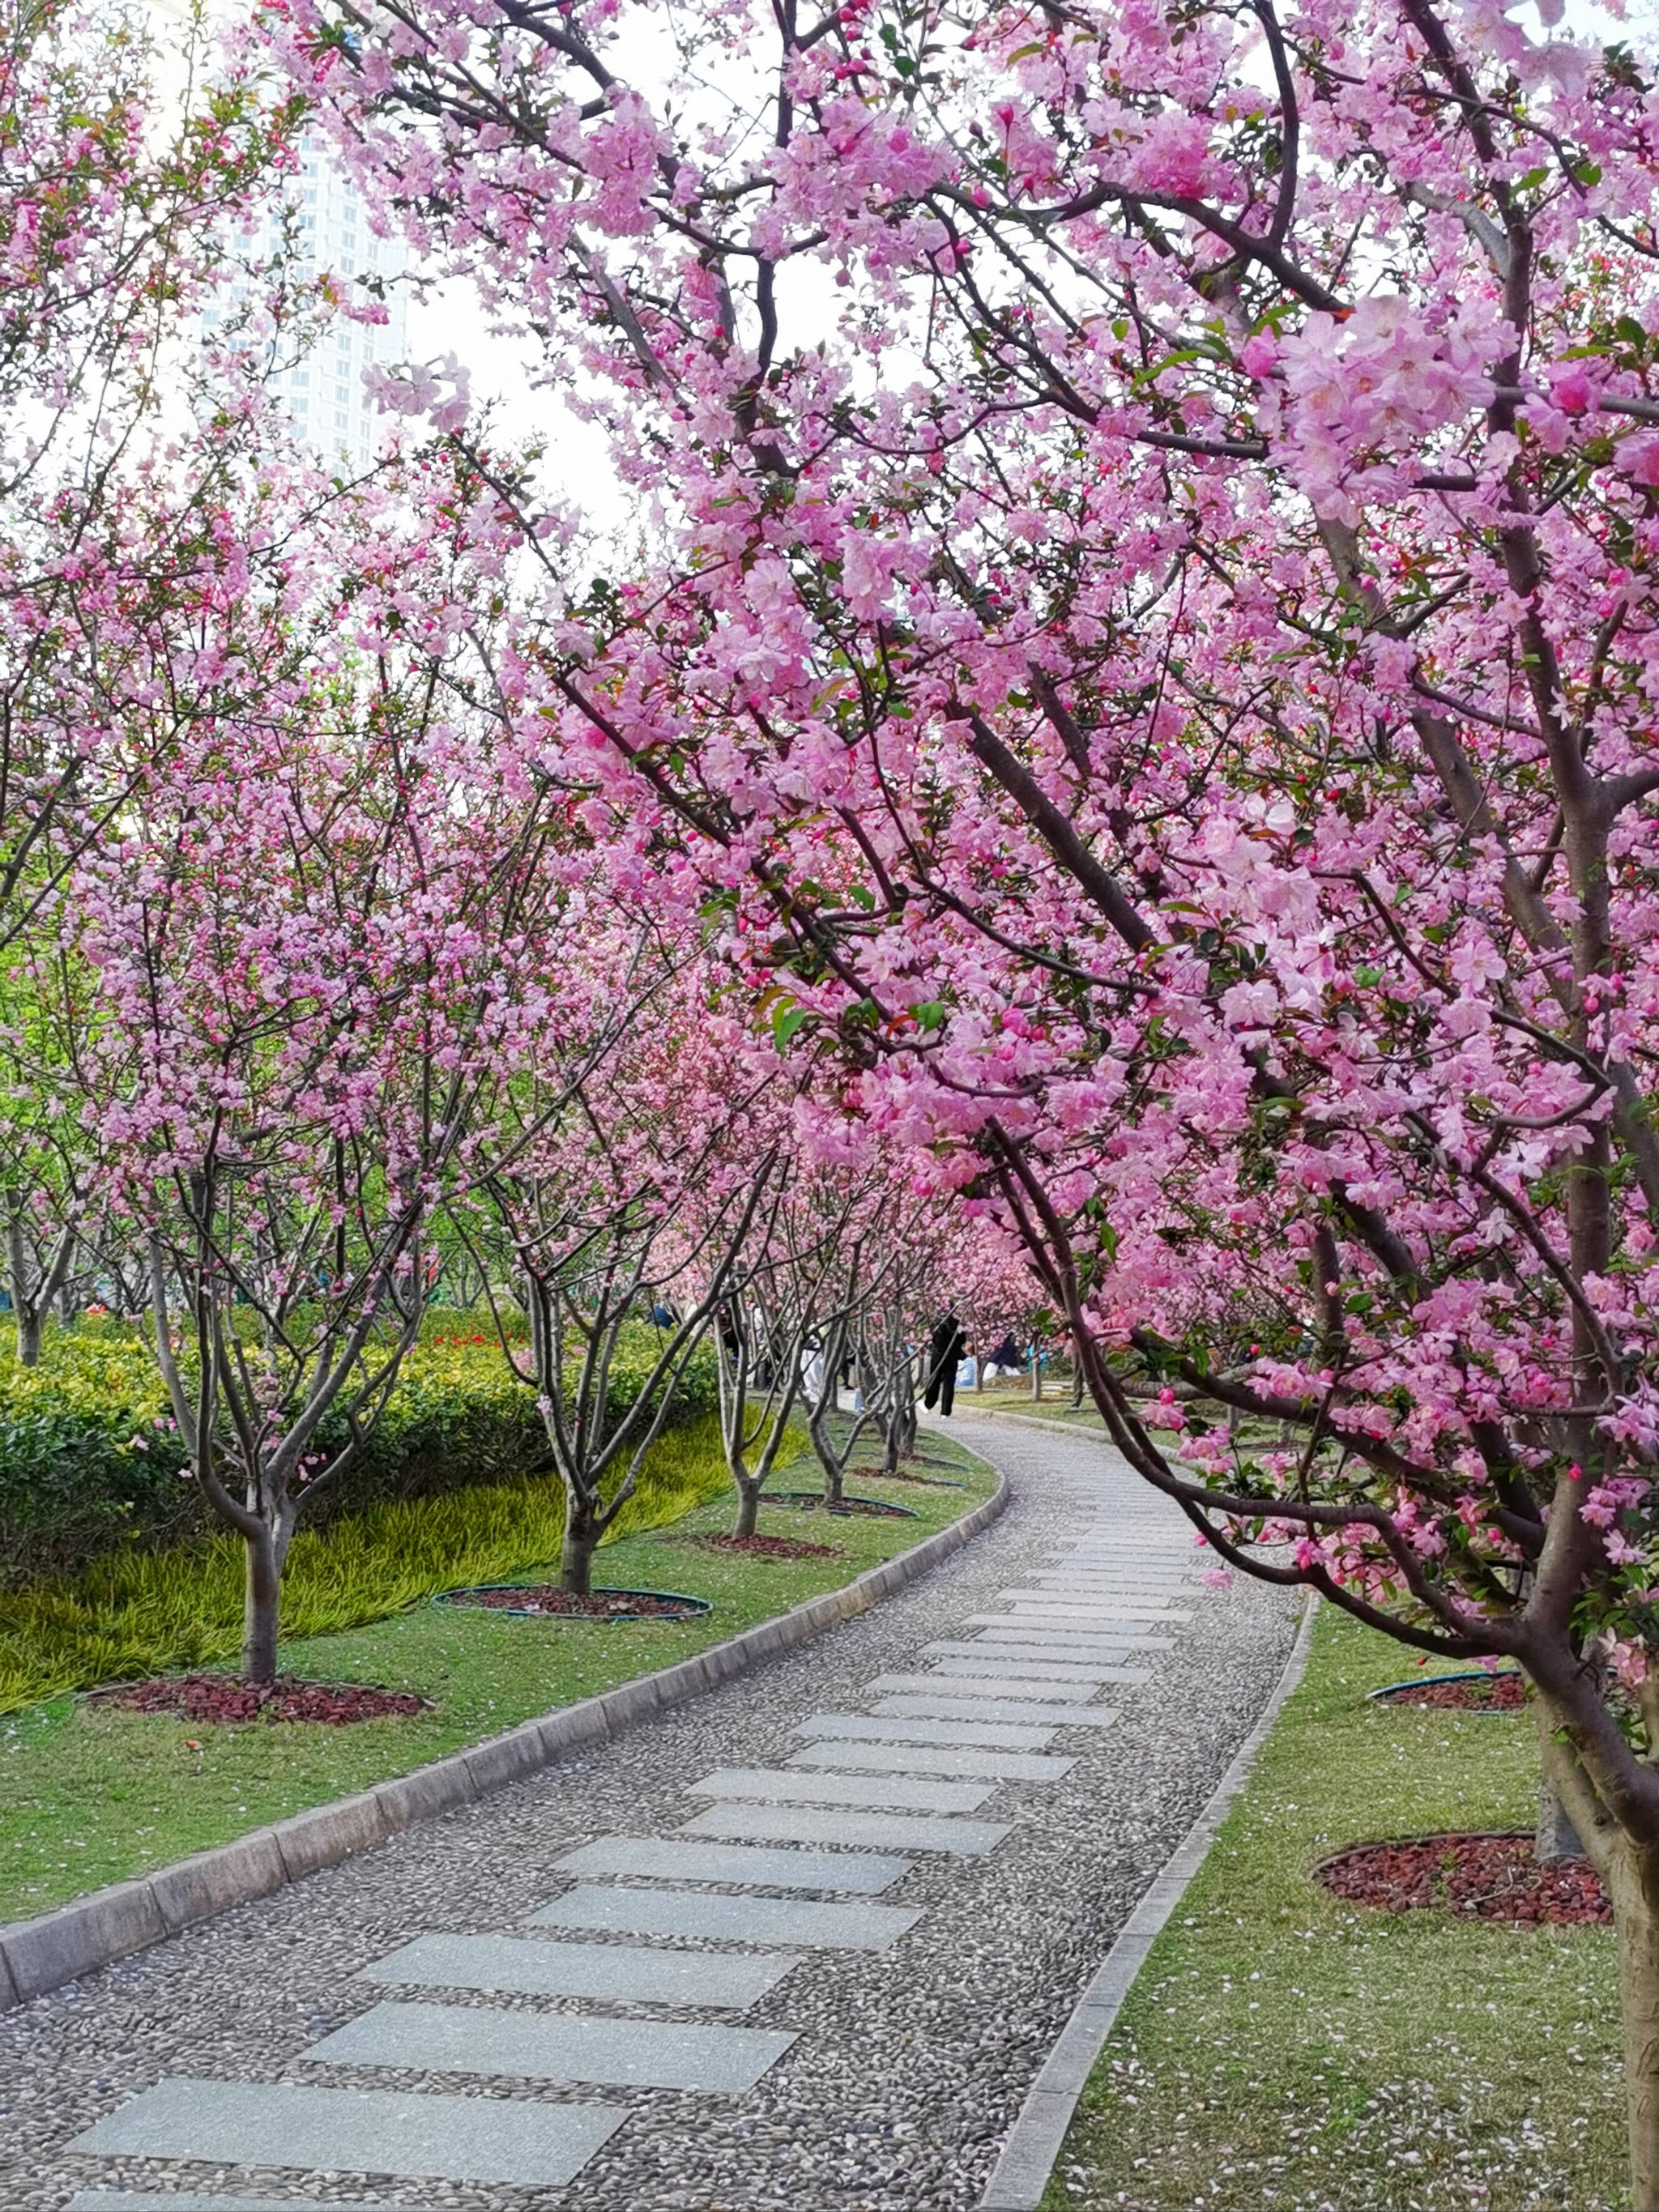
[0,1319,720,1581]
[0,1410,743,1711]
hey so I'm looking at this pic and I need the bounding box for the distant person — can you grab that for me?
[923,1310,966,1416]
[983,1331,1021,1381]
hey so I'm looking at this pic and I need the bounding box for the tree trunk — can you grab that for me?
[1537,1778,1586,1864]
[733,1476,761,1539]
[242,1526,282,1683]
[1031,1346,1043,1402]
[1610,1846,1659,2212]
[561,1505,599,1596]
[15,1304,40,1368]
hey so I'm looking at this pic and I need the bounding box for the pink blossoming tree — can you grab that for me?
[284,0,1659,2180]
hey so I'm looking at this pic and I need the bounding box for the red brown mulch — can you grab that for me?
[88,1673,431,1725]
[681,1534,845,1561]
[1376,1672,1528,1712]
[1316,1831,1610,1925]
[439,1583,707,1619]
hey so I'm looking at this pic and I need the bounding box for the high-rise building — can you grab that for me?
[262,135,409,467]
[146,0,408,467]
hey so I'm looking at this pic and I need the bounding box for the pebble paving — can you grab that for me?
[6,1412,1297,2211]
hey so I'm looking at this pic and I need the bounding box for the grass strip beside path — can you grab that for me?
[1046,1606,1623,2212]
[0,1433,995,1924]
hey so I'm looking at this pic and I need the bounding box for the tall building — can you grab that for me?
[146,0,409,467]
[264,136,410,468]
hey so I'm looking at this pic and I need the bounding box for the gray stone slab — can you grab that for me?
[682,1802,1012,1856]
[868,1673,1107,1705]
[1034,1563,1199,1576]
[928,1655,1117,1682]
[788,1741,1073,1784]
[1030,1579,1196,1596]
[992,1597,1192,1620]
[67,2077,622,2188]
[67,2198,405,2212]
[686,1766,991,1815]
[362,1931,799,2010]
[1049,1552,1192,1565]
[308,1998,795,2094]
[535,1883,922,1950]
[795,1711,1057,1751]
[970,1621,1175,1648]
[550,1834,911,1893]
[924,1640,1125,1668]
[875,1694,1122,1728]
[951,1638,1144,1665]
[971,1623,1166,1647]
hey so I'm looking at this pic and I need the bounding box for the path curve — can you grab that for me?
[4,1413,1299,2212]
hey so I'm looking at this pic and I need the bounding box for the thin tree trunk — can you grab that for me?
[733,1476,761,1539]
[1537,1777,1586,1863]
[1610,1847,1659,2212]
[242,1525,283,1682]
[1031,1345,1043,1402]
[7,1213,36,1367]
[561,1503,599,1596]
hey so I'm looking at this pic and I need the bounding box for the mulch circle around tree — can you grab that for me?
[771,1490,919,1519]
[680,1533,846,1561]
[87,1674,433,1726]
[1316,1831,1610,1926]
[1371,1670,1528,1712]
[436,1583,711,1621]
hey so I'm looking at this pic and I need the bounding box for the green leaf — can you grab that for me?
[772,1001,809,1051]
[911,999,949,1033]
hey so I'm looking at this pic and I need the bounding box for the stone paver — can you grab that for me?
[873,1692,1123,1727]
[362,1930,801,2008]
[685,1766,992,1814]
[551,1835,913,1890]
[969,1618,1176,1647]
[66,2196,403,2212]
[306,1999,798,2092]
[868,1672,1112,1703]
[12,1413,1298,2212]
[535,1884,923,1950]
[923,1638,1139,1669]
[67,2078,624,2186]
[680,1801,1013,1855]
[795,1710,1058,1750]
[928,1656,1147,1686]
[787,1741,1073,1783]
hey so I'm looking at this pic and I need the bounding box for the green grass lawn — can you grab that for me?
[1046,1606,1624,2212]
[975,1394,1106,1427]
[0,1431,994,1924]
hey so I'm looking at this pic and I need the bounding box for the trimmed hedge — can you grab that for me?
[0,1411,740,1712]
[0,1319,719,1583]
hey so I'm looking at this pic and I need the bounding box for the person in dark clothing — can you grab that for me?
[923,1310,967,1415]
[984,1330,1021,1379]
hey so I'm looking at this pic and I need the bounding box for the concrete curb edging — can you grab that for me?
[0,1468,1009,2016]
[977,1591,1320,2212]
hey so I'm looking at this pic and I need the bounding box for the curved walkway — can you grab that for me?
[4,1414,1299,2212]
